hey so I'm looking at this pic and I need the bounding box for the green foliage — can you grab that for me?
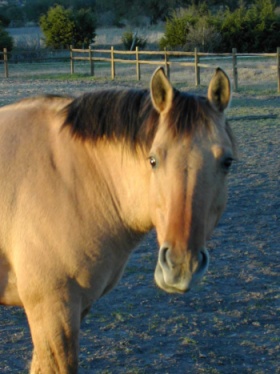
[159,5,219,51]
[5,5,24,26]
[72,8,97,48]
[0,4,25,26]
[40,5,96,49]
[1,0,280,29]
[21,0,95,23]
[160,0,280,52]
[143,0,169,24]
[219,0,280,52]
[1,0,280,28]
[185,16,222,52]
[0,25,13,52]
[25,0,60,23]
[0,9,10,27]
[95,0,179,26]
[218,4,251,51]
[121,31,147,50]
[159,9,195,50]
[141,0,178,24]
[0,0,279,53]
[40,5,75,49]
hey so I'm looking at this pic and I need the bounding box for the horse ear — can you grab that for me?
[208,68,231,112]
[150,67,174,114]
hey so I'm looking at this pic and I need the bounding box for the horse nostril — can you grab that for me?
[199,248,210,273]
[160,246,168,263]
[159,244,172,269]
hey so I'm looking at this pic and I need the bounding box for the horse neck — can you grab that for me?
[86,140,153,235]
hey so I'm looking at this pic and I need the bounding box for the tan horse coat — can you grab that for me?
[0,68,235,373]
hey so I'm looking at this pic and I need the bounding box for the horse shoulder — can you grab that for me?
[0,97,79,297]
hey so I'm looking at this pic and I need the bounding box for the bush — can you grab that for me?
[218,0,280,52]
[121,31,147,50]
[159,10,193,50]
[159,0,280,52]
[40,5,75,49]
[185,21,222,52]
[40,5,96,49]
[72,8,96,48]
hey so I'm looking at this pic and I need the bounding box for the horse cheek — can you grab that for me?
[208,178,228,237]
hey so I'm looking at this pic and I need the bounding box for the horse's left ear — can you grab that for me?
[150,67,174,114]
[208,68,231,112]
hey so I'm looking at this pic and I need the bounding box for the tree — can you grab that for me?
[72,8,96,48]
[185,16,222,52]
[25,0,57,23]
[5,5,25,27]
[218,0,280,52]
[0,24,13,52]
[218,3,251,52]
[160,0,280,52]
[142,0,178,24]
[0,8,10,27]
[40,5,96,49]
[159,9,198,50]
[159,4,221,51]
[40,5,75,49]
[253,0,280,51]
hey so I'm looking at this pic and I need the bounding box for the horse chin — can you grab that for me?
[154,248,210,294]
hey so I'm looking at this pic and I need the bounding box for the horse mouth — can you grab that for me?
[154,248,210,294]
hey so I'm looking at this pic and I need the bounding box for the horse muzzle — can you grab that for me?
[154,245,210,294]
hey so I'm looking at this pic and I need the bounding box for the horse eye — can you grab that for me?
[149,156,157,168]
[223,157,233,171]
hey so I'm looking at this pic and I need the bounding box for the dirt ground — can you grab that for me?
[0,75,279,373]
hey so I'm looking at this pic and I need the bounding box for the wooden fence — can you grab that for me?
[1,46,280,92]
[69,46,280,92]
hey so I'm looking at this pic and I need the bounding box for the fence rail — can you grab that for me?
[70,46,280,92]
[1,46,280,92]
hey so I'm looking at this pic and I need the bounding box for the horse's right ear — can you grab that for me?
[150,67,174,114]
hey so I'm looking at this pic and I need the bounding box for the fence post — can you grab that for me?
[277,47,280,93]
[164,48,170,79]
[111,46,115,80]
[70,45,74,75]
[89,46,94,76]
[4,48,8,78]
[194,47,200,86]
[232,48,238,92]
[136,46,140,81]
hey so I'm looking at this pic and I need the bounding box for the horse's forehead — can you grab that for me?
[153,125,232,176]
[154,123,222,152]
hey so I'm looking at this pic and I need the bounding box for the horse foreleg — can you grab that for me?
[24,294,81,374]
[29,350,40,374]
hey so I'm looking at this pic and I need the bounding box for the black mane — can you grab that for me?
[63,88,231,150]
[63,89,159,149]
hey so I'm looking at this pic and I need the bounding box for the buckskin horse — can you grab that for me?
[0,67,236,373]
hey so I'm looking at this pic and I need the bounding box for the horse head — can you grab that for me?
[149,67,235,293]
